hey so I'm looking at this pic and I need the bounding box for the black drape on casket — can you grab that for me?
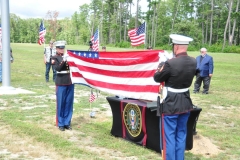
[107,97,202,153]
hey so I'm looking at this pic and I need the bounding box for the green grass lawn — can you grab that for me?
[0,43,239,160]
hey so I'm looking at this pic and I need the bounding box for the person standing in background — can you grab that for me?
[102,46,106,51]
[0,47,14,83]
[193,47,214,94]
[44,40,56,82]
[147,46,153,50]
[10,47,14,63]
[51,40,74,131]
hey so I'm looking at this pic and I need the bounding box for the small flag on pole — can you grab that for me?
[38,20,46,45]
[89,89,96,103]
[91,29,99,51]
[128,22,146,46]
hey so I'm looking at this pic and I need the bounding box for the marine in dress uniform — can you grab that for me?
[51,40,74,131]
[153,34,197,160]
[44,41,56,82]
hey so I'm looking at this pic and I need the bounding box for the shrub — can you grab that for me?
[222,45,240,53]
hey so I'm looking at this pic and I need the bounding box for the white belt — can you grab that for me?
[167,87,189,93]
[57,71,70,74]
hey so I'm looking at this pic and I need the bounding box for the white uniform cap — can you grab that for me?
[54,40,66,49]
[169,34,193,45]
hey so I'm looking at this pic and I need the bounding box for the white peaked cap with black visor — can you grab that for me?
[54,40,67,49]
[169,34,193,45]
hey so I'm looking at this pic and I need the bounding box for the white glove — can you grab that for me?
[63,53,69,61]
[159,51,168,63]
[159,51,173,63]
[165,51,173,59]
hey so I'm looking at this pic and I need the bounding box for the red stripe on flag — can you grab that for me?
[69,75,159,93]
[69,64,156,78]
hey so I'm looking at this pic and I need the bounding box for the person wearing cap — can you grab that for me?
[193,47,214,94]
[44,40,56,82]
[51,40,74,131]
[10,47,14,63]
[147,46,153,50]
[154,34,197,160]
[88,40,93,51]
[102,46,106,51]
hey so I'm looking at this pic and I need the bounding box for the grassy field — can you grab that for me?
[0,43,240,160]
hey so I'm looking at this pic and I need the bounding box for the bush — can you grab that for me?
[156,44,171,50]
[223,45,240,53]
[113,41,132,48]
[187,45,196,51]
[207,44,222,52]
[109,41,240,54]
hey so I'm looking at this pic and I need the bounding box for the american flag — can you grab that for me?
[128,22,146,47]
[89,89,96,103]
[38,20,46,45]
[67,49,164,101]
[91,29,99,51]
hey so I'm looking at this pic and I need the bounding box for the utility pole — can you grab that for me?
[0,0,14,91]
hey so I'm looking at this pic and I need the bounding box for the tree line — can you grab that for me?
[3,0,240,53]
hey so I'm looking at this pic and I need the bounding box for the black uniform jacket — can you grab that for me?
[52,54,72,86]
[154,52,197,115]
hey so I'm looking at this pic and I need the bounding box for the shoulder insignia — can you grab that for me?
[160,65,165,72]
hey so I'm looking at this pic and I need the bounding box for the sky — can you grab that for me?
[8,0,90,19]
[0,0,148,19]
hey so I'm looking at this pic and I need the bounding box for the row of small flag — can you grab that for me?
[38,20,100,51]
[38,20,145,47]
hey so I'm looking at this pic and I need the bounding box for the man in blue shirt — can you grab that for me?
[193,48,214,94]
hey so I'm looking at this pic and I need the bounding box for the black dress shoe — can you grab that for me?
[59,127,65,131]
[65,126,72,130]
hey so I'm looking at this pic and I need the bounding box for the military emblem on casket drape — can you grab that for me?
[123,103,142,137]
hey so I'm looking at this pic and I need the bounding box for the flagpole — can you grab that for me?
[89,88,95,118]
[0,0,14,90]
[144,21,147,49]
[43,19,45,49]
[98,26,100,51]
[89,88,92,114]
[90,102,92,115]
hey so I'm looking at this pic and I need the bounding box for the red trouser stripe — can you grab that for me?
[142,105,147,146]
[162,114,166,160]
[120,101,126,138]
[55,86,58,126]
